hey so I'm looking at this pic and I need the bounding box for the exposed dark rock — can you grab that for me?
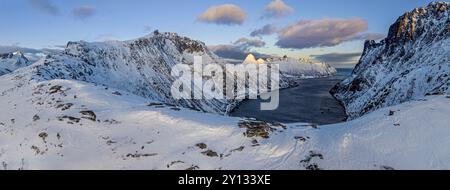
[33,114,40,121]
[49,85,63,94]
[186,165,200,170]
[38,132,48,142]
[300,151,324,170]
[56,103,73,111]
[238,119,285,139]
[58,116,81,124]
[388,110,395,116]
[201,150,219,157]
[126,153,158,158]
[195,143,207,149]
[80,110,96,121]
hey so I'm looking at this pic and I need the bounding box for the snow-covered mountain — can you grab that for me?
[331,2,450,118]
[271,57,337,78]
[243,54,337,77]
[4,32,336,115]
[13,31,237,114]
[243,54,266,64]
[0,51,31,76]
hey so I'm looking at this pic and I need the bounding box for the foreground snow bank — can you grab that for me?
[1,72,449,169]
[300,95,450,169]
[0,75,299,170]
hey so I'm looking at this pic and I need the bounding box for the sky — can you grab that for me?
[0,0,437,68]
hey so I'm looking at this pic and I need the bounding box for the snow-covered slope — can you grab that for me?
[1,71,450,169]
[294,95,450,170]
[0,51,31,76]
[331,2,450,118]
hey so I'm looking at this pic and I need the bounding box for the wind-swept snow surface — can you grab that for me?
[1,73,449,169]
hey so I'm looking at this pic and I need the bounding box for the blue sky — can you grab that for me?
[0,0,437,67]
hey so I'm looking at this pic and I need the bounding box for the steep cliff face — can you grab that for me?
[0,51,30,76]
[331,2,450,118]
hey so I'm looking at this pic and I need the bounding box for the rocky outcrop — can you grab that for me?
[331,2,450,118]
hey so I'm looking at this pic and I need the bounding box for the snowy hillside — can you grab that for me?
[0,52,31,76]
[1,71,449,169]
[331,2,450,118]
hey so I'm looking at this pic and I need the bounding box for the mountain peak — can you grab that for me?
[64,31,209,58]
[385,1,448,47]
[243,54,257,64]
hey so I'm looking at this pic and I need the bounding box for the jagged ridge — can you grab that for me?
[331,2,450,118]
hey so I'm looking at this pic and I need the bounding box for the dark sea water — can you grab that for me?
[230,68,353,125]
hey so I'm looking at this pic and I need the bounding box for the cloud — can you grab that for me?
[209,45,249,60]
[276,18,369,49]
[28,0,60,16]
[209,38,268,60]
[234,38,266,48]
[72,6,96,19]
[198,4,246,25]
[311,52,362,68]
[250,24,278,37]
[262,0,294,19]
